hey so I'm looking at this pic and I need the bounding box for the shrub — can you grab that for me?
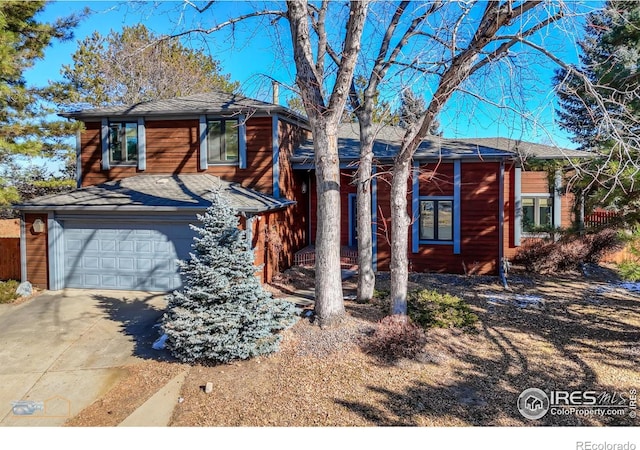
[617,260,640,282]
[513,228,624,274]
[582,228,625,262]
[407,289,478,330]
[0,280,19,304]
[364,315,427,360]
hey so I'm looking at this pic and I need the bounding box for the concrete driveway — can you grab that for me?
[0,289,168,426]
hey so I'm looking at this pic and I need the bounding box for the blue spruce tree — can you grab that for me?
[162,189,298,363]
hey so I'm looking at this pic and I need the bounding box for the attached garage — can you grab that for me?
[62,220,195,292]
[17,174,294,292]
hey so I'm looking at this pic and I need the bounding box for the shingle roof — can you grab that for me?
[60,91,307,122]
[16,174,294,213]
[291,123,588,164]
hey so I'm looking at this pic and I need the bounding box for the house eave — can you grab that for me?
[15,201,296,214]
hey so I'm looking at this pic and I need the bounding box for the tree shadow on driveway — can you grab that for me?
[91,291,176,362]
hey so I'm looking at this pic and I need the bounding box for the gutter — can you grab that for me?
[14,200,297,214]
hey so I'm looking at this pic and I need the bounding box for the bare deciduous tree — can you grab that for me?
[178,0,369,326]
[386,1,567,314]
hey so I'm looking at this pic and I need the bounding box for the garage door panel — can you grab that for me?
[63,221,195,291]
[101,240,117,251]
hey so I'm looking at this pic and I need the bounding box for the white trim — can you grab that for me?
[238,115,247,169]
[554,169,562,228]
[100,118,109,170]
[47,213,64,291]
[199,115,208,170]
[514,166,522,246]
[453,160,461,254]
[137,118,146,171]
[411,161,420,253]
[75,129,82,188]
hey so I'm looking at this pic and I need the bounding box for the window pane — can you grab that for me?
[522,198,535,232]
[420,201,434,240]
[109,124,122,162]
[438,201,453,240]
[224,121,239,161]
[125,123,137,162]
[539,198,552,227]
[109,123,137,164]
[207,121,222,163]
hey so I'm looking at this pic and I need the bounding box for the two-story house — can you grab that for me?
[17,91,587,292]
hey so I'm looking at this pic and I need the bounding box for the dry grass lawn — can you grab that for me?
[68,266,640,427]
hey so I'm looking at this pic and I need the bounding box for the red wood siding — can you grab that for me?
[376,162,501,275]
[418,163,454,196]
[504,170,577,260]
[24,213,48,289]
[276,120,309,269]
[80,117,276,193]
[0,238,20,281]
[521,171,549,194]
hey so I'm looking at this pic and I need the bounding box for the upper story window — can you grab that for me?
[522,196,553,232]
[109,122,138,165]
[207,119,239,164]
[419,199,453,241]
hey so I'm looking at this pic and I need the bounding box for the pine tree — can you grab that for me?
[554,1,640,222]
[0,1,83,164]
[162,189,298,363]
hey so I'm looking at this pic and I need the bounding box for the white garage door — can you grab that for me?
[63,221,195,291]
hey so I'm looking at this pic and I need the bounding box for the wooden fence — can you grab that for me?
[585,210,618,228]
[0,238,20,281]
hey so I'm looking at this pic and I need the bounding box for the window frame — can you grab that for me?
[521,194,554,233]
[107,121,139,166]
[206,118,240,165]
[418,196,454,244]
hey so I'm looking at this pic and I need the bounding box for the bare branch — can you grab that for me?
[165,9,286,41]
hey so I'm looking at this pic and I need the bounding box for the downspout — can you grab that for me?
[498,160,507,288]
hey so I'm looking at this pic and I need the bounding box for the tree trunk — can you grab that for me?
[356,118,375,303]
[390,154,411,315]
[313,120,345,326]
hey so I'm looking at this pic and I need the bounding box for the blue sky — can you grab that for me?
[26,0,598,156]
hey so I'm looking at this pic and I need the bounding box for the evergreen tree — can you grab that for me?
[59,24,239,108]
[554,1,640,223]
[0,1,83,164]
[397,89,441,135]
[162,189,298,363]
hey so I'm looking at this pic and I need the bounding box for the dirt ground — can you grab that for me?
[67,265,640,427]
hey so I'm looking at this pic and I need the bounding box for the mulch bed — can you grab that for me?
[68,266,640,427]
